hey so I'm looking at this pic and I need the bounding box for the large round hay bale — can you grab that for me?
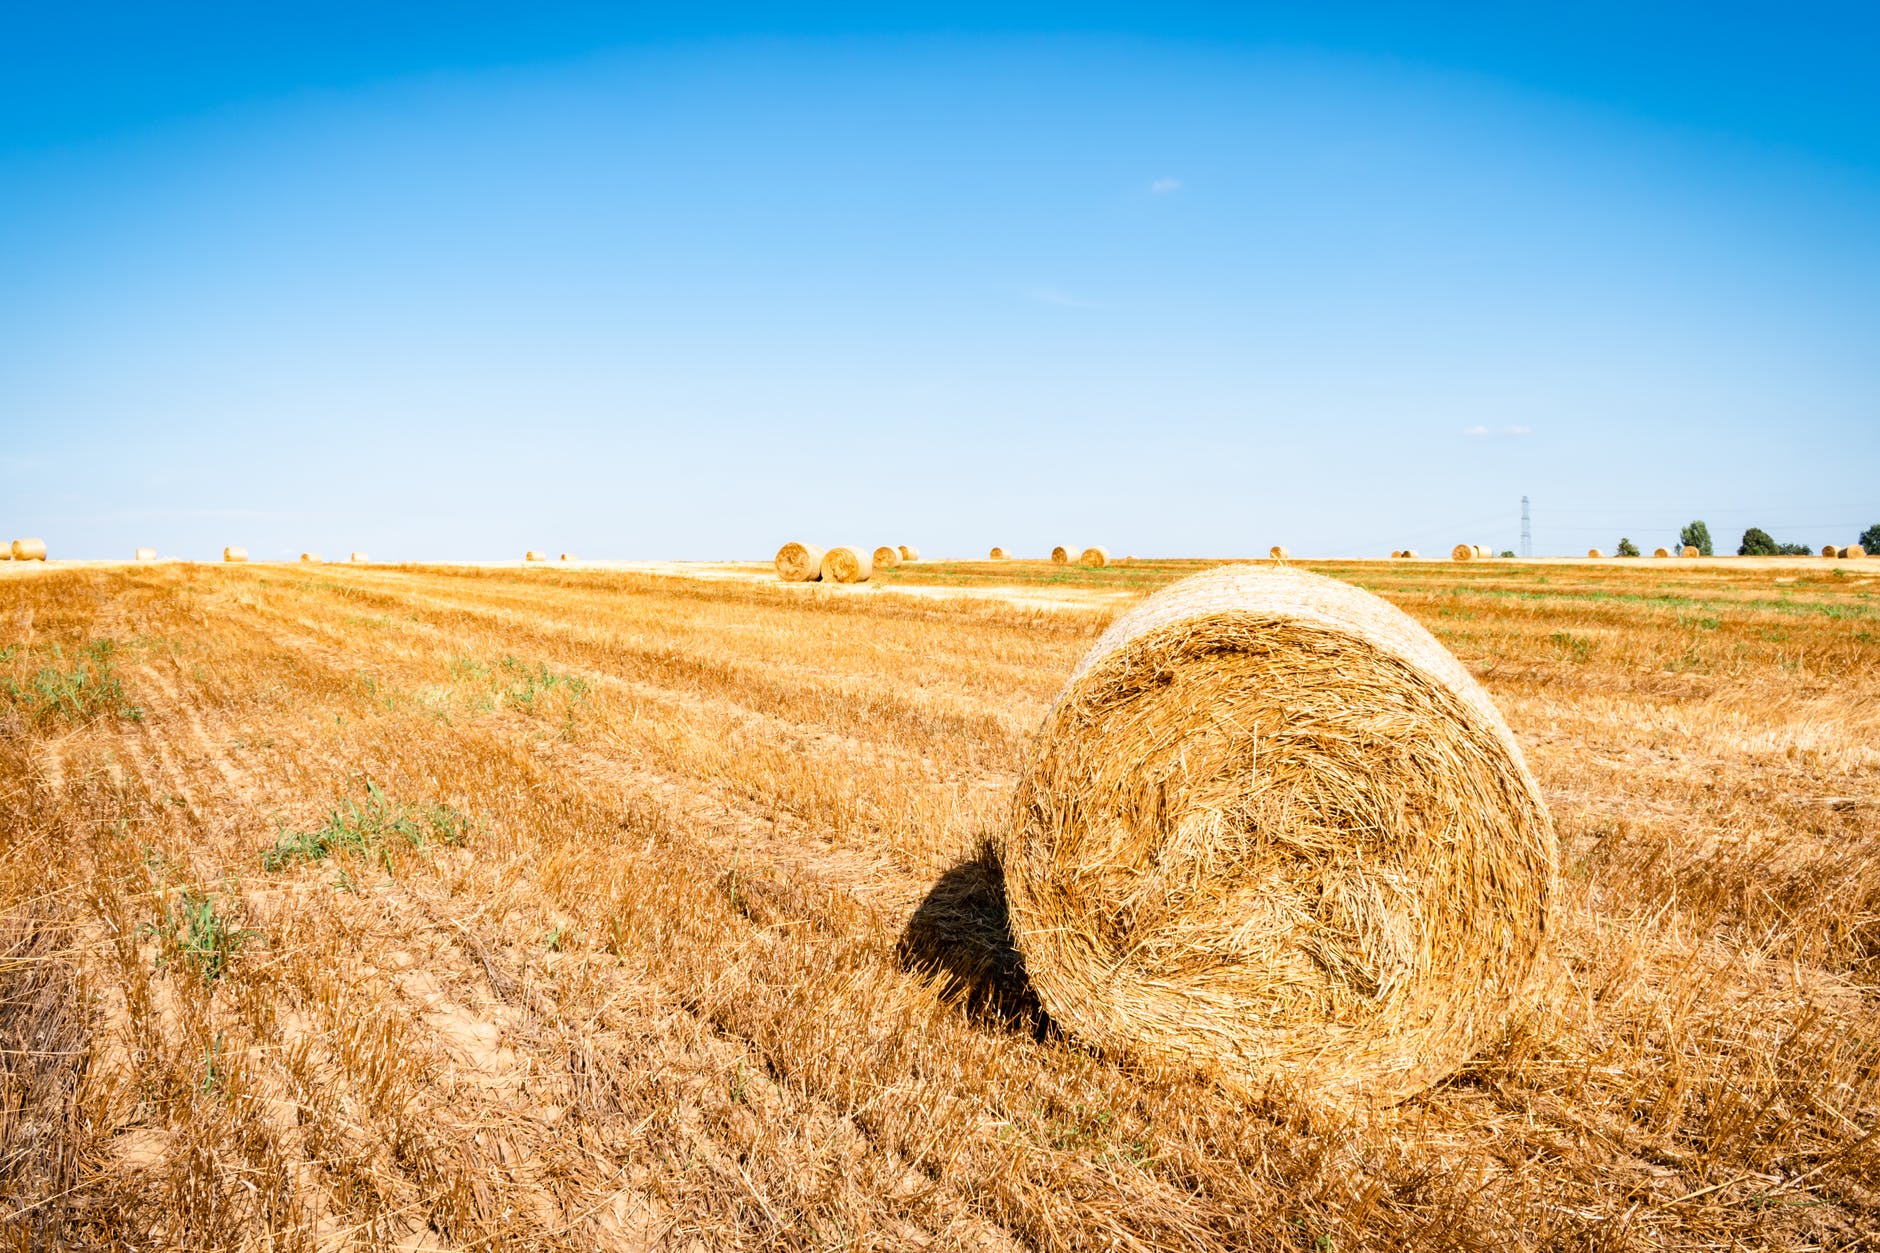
[350,552,369,563]
[872,545,902,569]
[1587,548,1603,558]
[822,546,873,583]
[10,538,47,562]
[1843,544,1867,559]
[524,551,547,562]
[134,547,157,562]
[1051,546,1073,565]
[1402,549,1418,559]
[1681,545,1700,558]
[1079,546,1110,568]
[1653,547,1671,558]
[989,546,1009,560]
[1822,545,1839,558]
[898,545,919,562]
[560,553,575,562]
[1451,544,1476,562]
[1269,545,1290,560]
[300,553,320,563]
[775,542,825,582]
[1000,563,1555,1106]
[223,546,248,563]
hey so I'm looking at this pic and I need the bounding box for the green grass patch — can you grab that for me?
[149,890,253,983]
[262,780,470,871]
[0,638,143,726]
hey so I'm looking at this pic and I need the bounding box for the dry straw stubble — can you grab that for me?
[774,542,825,582]
[821,546,873,583]
[1000,563,1556,1106]
[873,545,902,569]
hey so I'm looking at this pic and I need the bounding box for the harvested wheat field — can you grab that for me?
[1,556,1877,1250]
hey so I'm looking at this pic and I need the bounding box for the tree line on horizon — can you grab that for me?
[1607,521,1879,558]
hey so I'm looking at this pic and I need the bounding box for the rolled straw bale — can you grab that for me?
[134,547,157,562]
[821,546,873,583]
[300,553,320,563]
[899,545,920,562]
[1681,546,1700,558]
[1844,544,1867,559]
[0,548,8,561]
[1079,546,1110,568]
[1401,549,1418,559]
[222,547,248,563]
[1000,563,1555,1106]
[1475,546,1492,559]
[1451,544,1476,562]
[524,551,547,562]
[774,542,825,582]
[989,547,1009,560]
[560,553,575,562]
[1653,547,1671,558]
[1051,546,1073,565]
[1822,545,1839,558]
[11,538,47,561]
[873,545,902,569]
[350,552,369,564]
[1269,545,1290,560]
[1587,548,1603,558]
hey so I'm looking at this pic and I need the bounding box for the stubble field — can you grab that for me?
[1,556,1876,1250]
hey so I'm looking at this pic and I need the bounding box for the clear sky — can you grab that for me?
[4,3,1876,560]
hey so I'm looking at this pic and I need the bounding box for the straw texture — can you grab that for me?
[821,546,873,583]
[1587,549,1603,558]
[300,553,320,563]
[10,538,47,562]
[1079,546,1110,568]
[1681,546,1700,558]
[1823,545,1840,558]
[873,546,903,570]
[350,553,369,564]
[525,551,547,562]
[222,547,248,563]
[1653,547,1671,558]
[134,547,157,562]
[1451,544,1476,562]
[1000,563,1555,1106]
[1844,545,1867,559]
[1268,546,1290,560]
[560,553,575,562]
[899,546,920,562]
[989,547,1009,560]
[774,542,825,583]
[1051,546,1073,565]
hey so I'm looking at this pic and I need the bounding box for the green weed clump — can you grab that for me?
[0,639,142,726]
[151,891,253,983]
[261,780,469,871]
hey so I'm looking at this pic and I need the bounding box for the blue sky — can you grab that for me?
[3,4,1876,560]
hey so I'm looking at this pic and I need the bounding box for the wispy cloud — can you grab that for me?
[1462,424,1492,438]
[1024,286,1104,310]
[1150,176,1182,194]
[1504,424,1532,436]
[1462,424,1535,439]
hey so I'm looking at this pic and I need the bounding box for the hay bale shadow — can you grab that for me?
[897,844,1051,1038]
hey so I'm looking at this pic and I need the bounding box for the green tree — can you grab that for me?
[1859,523,1879,552]
[1678,520,1713,556]
[1738,527,1778,556]
[1776,541,1813,555]
[1616,537,1640,557]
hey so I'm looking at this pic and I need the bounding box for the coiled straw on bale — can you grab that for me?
[1051,546,1073,565]
[1451,544,1477,562]
[1653,547,1671,558]
[223,547,248,563]
[1682,546,1700,558]
[1000,563,1555,1106]
[873,545,902,569]
[1079,546,1110,568]
[821,546,873,583]
[1845,545,1868,559]
[300,553,320,563]
[989,547,1009,560]
[525,551,547,562]
[11,538,47,562]
[1269,545,1290,560]
[774,542,825,582]
[1822,545,1840,558]
[560,553,575,562]
[134,547,156,562]
[899,546,919,562]
[1587,548,1603,558]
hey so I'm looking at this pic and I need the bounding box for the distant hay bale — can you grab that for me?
[1269,545,1290,560]
[1000,564,1554,1107]
[1587,548,1603,558]
[1844,544,1867,559]
[222,546,248,563]
[350,552,368,564]
[1451,544,1477,562]
[873,545,902,569]
[10,538,47,562]
[1681,545,1700,558]
[1402,549,1418,559]
[1476,546,1492,559]
[560,553,575,562]
[989,547,1009,560]
[300,553,320,563]
[1051,546,1073,564]
[1079,546,1110,568]
[821,546,873,583]
[524,551,547,562]
[1822,545,1840,558]
[774,542,825,582]
[1653,547,1671,558]
[134,547,156,562]
[899,546,920,562]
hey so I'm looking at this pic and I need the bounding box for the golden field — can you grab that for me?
[1,556,1875,1250]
